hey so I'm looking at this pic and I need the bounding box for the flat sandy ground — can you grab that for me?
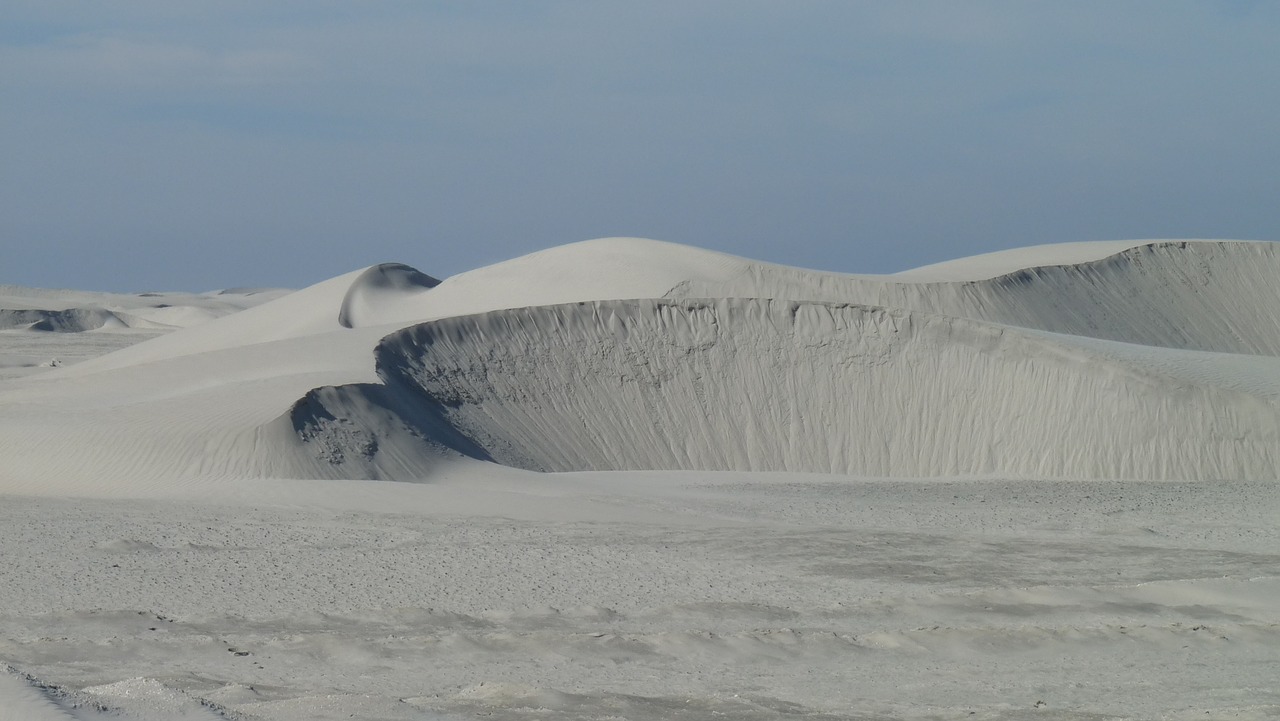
[0,328,165,381]
[2,473,1276,720]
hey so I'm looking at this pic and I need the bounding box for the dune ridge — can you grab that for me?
[2,238,1279,489]
[281,297,1279,480]
[673,240,1280,355]
[276,238,1280,482]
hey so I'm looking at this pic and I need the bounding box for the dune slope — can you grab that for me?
[285,298,1279,480]
[2,238,1279,488]
[677,240,1280,355]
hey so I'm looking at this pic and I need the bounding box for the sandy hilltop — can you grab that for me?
[1,239,1277,720]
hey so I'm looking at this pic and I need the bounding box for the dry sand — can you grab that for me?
[1,239,1277,719]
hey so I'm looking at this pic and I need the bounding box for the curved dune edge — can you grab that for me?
[65,238,1280,378]
[337,262,441,329]
[279,298,1280,481]
[675,240,1280,356]
[3,238,1279,489]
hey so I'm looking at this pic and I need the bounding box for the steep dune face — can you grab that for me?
[678,241,1280,356]
[279,238,1280,481]
[358,298,1280,480]
[894,241,1280,355]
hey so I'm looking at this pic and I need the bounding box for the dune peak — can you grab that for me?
[337,262,441,329]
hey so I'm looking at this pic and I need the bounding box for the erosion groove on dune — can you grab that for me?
[290,297,1280,480]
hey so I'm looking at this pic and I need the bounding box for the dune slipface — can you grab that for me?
[300,297,1276,480]
[275,239,1280,481]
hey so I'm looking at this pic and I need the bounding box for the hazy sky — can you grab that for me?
[3,1,1278,292]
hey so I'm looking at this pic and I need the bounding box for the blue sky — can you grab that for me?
[3,1,1278,291]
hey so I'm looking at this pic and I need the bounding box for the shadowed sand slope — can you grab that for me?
[326,298,1278,480]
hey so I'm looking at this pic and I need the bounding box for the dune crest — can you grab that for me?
[337,262,441,329]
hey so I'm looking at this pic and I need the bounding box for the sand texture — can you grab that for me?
[1,238,1277,719]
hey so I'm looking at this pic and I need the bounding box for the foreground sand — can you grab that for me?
[2,472,1277,720]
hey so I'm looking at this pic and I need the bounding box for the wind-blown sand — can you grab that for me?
[1,238,1277,720]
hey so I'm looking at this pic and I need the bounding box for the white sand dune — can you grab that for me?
[1,238,1278,720]
[0,284,288,331]
[342,297,1279,479]
[7,237,1279,488]
[0,285,288,381]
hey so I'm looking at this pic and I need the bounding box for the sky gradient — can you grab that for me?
[3,1,1279,292]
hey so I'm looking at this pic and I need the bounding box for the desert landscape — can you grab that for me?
[1,238,1277,720]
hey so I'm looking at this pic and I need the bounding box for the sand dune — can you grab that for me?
[0,307,127,333]
[4,238,1280,488]
[0,285,287,331]
[2,238,1278,719]
[0,285,288,381]
[326,297,1278,479]
[674,239,1280,355]
[336,262,441,329]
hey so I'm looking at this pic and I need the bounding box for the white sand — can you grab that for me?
[0,286,287,381]
[1,238,1277,720]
